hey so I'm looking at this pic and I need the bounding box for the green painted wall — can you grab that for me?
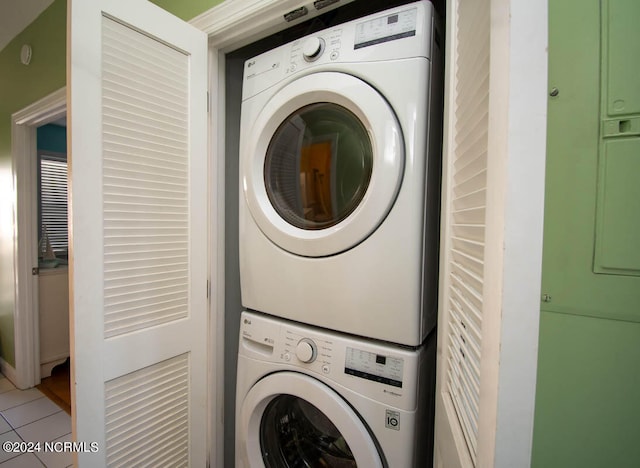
[0,0,67,367]
[532,1,640,466]
[150,0,223,21]
[0,0,223,368]
[533,313,640,467]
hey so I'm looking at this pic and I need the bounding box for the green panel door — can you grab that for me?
[533,1,640,467]
[540,0,640,324]
[605,0,640,116]
[595,139,640,273]
[594,0,640,276]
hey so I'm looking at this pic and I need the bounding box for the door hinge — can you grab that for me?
[32,267,39,275]
[206,279,211,299]
[207,91,210,113]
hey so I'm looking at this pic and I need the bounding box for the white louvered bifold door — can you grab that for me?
[434,0,490,467]
[69,0,208,465]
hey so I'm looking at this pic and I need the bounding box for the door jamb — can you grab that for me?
[11,87,67,390]
[189,2,358,466]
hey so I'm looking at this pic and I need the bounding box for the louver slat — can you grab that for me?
[443,0,490,464]
[102,16,190,339]
[105,354,190,467]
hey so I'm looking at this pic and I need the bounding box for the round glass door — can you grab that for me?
[238,372,384,467]
[260,395,356,467]
[265,103,373,231]
[241,72,403,257]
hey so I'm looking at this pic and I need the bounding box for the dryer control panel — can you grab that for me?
[241,1,434,101]
[239,311,428,410]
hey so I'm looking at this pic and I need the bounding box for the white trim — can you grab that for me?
[478,0,510,463]
[193,0,310,50]
[11,87,67,390]
[493,0,546,465]
[207,46,227,468]
[0,356,18,386]
[191,0,353,51]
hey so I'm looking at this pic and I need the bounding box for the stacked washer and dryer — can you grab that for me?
[236,2,443,466]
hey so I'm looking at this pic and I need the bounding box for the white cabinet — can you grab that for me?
[38,267,69,377]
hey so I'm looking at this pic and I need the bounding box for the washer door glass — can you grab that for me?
[265,103,373,231]
[260,395,356,467]
[238,372,384,467]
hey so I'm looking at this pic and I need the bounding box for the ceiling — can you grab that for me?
[0,0,54,52]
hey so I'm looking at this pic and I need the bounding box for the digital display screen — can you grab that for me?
[354,7,418,49]
[345,347,403,387]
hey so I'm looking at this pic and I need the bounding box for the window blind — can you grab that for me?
[39,153,68,255]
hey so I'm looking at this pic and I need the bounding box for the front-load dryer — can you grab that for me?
[239,1,443,346]
[235,311,436,467]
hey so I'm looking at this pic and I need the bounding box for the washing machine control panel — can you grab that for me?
[344,347,404,388]
[284,331,334,374]
[239,312,428,410]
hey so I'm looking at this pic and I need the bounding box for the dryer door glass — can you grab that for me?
[260,394,357,467]
[264,103,373,230]
[242,72,403,257]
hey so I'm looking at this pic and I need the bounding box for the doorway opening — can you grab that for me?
[33,117,70,414]
[11,88,68,407]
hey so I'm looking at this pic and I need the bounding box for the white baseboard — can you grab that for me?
[0,357,19,388]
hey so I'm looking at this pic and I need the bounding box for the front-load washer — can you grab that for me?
[239,1,443,346]
[236,311,436,468]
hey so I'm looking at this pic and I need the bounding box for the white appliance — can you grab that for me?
[235,311,436,467]
[239,1,443,346]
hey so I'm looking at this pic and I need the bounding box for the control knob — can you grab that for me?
[302,37,325,61]
[295,338,317,363]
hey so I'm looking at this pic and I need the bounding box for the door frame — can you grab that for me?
[11,87,66,390]
[190,2,355,465]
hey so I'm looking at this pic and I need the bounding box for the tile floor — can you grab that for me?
[0,375,72,467]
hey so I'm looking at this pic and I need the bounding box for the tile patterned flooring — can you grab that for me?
[0,376,72,467]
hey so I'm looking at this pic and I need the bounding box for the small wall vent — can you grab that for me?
[314,0,340,10]
[284,6,308,22]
